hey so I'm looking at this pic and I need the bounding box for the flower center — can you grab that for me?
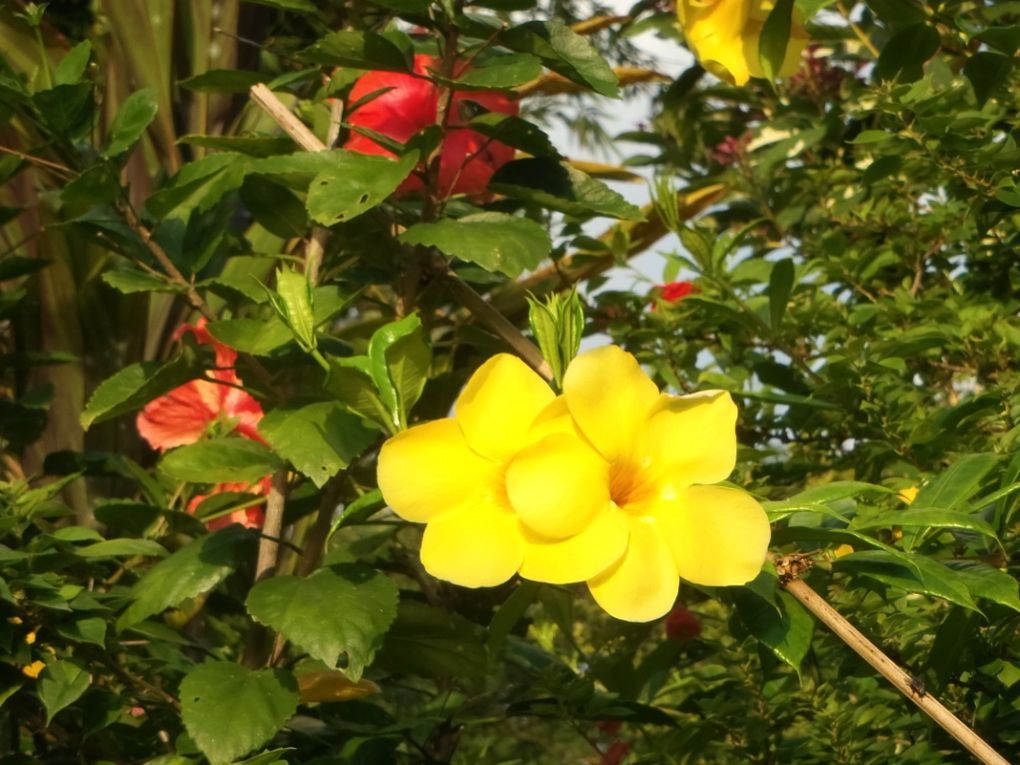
[609,457,657,510]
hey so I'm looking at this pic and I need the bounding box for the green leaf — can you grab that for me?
[455,53,543,89]
[324,357,393,433]
[81,353,203,430]
[963,51,1013,107]
[246,564,398,680]
[734,589,813,676]
[161,439,284,484]
[490,158,641,220]
[54,40,92,86]
[852,509,999,540]
[758,0,795,82]
[768,258,795,330]
[56,616,107,647]
[943,560,1020,613]
[500,20,618,97]
[179,661,299,765]
[117,526,252,630]
[306,151,418,225]
[875,24,940,82]
[104,88,159,157]
[834,551,980,611]
[469,113,558,157]
[302,29,412,72]
[179,69,263,93]
[913,454,1001,510]
[102,268,180,294]
[258,402,376,487]
[38,661,91,724]
[76,538,169,558]
[399,213,551,278]
[207,318,294,356]
[367,314,431,429]
[33,83,93,138]
[376,601,488,679]
[268,268,317,351]
[240,176,308,239]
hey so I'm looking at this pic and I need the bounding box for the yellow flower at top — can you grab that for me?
[377,345,771,622]
[677,0,809,85]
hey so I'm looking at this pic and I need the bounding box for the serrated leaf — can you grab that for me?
[455,53,543,88]
[302,29,412,72]
[56,616,107,647]
[104,88,159,157]
[399,213,550,277]
[117,526,252,630]
[179,661,298,765]
[246,565,398,680]
[102,269,181,294]
[306,151,418,225]
[258,402,376,487]
[207,318,294,356]
[500,20,618,97]
[81,352,203,430]
[38,661,91,723]
[490,158,641,220]
[161,439,284,484]
[240,176,308,239]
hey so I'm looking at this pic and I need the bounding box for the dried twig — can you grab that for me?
[776,556,1009,765]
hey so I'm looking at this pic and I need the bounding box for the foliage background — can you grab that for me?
[1,0,1020,763]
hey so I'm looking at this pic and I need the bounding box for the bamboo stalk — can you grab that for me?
[777,559,1009,765]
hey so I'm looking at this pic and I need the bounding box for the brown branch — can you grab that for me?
[776,557,1009,765]
[253,470,289,582]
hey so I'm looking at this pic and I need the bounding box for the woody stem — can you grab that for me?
[777,559,1008,765]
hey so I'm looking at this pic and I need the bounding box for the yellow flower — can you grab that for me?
[898,486,919,504]
[834,543,854,558]
[377,346,771,622]
[22,660,46,679]
[24,630,36,645]
[677,0,809,85]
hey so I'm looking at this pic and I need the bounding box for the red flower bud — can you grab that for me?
[664,604,702,641]
[345,55,517,197]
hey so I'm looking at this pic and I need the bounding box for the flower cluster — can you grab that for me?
[345,54,517,198]
[377,345,770,622]
[676,0,808,86]
[137,321,269,528]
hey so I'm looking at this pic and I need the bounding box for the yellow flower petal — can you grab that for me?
[377,419,500,522]
[520,505,628,584]
[655,485,770,587]
[420,501,524,588]
[455,354,555,462]
[587,515,679,622]
[298,670,380,703]
[22,660,46,679]
[638,390,738,487]
[526,397,584,443]
[563,346,659,462]
[506,432,610,539]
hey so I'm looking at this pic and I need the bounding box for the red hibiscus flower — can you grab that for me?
[345,54,517,197]
[664,603,702,641]
[187,476,272,531]
[136,321,264,451]
[137,321,271,528]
